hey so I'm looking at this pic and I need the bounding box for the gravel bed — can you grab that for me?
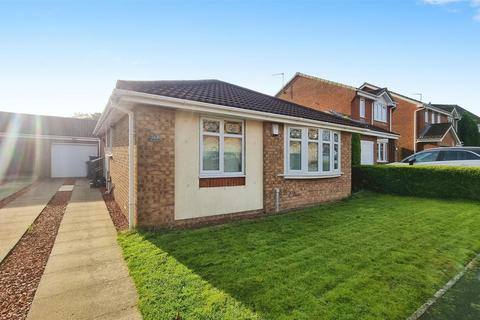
[0,188,72,320]
[100,187,129,232]
[0,182,38,210]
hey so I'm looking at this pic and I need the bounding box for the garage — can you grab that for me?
[360,140,374,165]
[51,143,98,178]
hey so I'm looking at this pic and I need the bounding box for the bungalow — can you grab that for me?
[0,111,99,179]
[93,79,395,229]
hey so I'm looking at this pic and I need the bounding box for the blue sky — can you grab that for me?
[0,0,479,117]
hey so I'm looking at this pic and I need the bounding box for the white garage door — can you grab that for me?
[51,143,98,178]
[360,140,374,165]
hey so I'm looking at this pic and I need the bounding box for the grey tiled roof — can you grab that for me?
[432,104,480,122]
[418,123,452,140]
[0,111,97,137]
[116,79,397,135]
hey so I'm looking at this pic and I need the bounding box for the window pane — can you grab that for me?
[290,128,302,139]
[289,141,302,170]
[203,119,220,133]
[333,133,339,143]
[415,151,439,163]
[224,121,242,135]
[323,143,330,171]
[202,136,220,170]
[308,142,318,172]
[224,137,242,172]
[334,144,339,170]
[322,130,331,141]
[308,129,318,140]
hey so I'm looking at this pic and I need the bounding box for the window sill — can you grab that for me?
[373,119,388,124]
[279,173,343,180]
[376,160,388,164]
[199,174,245,179]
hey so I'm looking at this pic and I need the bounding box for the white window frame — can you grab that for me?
[285,126,341,177]
[374,102,387,123]
[437,114,441,123]
[360,99,366,118]
[425,110,429,123]
[377,140,388,163]
[431,112,435,124]
[200,117,245,177]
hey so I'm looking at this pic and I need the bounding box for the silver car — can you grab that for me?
[396,147,480,167]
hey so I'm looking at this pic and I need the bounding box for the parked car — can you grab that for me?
[393,147,480,167]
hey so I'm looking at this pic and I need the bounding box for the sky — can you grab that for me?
[0,0,479,117]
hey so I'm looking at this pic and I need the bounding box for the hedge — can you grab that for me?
[352,165,480,201]
[351,133,361,166]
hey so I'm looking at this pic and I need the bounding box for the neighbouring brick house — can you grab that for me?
[276,73,462,161]
[276,73,400,164]
[94,79,395,229]
[359,84,462,157]
[0,111,99,179]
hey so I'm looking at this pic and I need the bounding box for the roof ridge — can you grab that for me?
[295,72,358,91]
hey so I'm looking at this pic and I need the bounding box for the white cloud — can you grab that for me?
[422,0,464,4]
[474,10,480,20]
[423,0,480,21]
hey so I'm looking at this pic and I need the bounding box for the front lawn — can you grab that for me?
[118,192,480,320]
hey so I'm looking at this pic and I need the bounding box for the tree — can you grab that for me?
[458,113,480,146]
[73,112,102,120]
[351,133,361,166]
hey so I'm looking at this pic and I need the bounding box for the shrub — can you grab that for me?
[352,165,480,201]
[351,133,361,166]
[458,113,480,146]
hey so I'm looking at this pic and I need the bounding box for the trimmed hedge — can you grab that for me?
[353,165,480,201]
[351,133,361,166]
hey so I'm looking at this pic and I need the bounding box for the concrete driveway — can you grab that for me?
[0,180,62,262]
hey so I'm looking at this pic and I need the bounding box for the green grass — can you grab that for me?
[118,192,480,320]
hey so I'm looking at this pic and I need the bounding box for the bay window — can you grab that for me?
[286,126,341,176]
[200,118,244,176]
[374,102,387,122]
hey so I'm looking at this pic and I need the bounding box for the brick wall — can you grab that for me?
[391,98,418,159]
[278,76,356,115]
[263,122,352,213]
[109,115,130,219]
[135,106,175,228]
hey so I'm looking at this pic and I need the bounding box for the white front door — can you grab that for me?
[51,143,98,178]
[360,140,374,165]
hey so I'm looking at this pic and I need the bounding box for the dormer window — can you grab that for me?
[374,102,387,122]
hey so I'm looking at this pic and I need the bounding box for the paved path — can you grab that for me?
[0,179,34,201]
[0,180,63,262]
[27,180,141,320]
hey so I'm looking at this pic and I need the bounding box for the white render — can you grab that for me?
[174,110,263,220]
